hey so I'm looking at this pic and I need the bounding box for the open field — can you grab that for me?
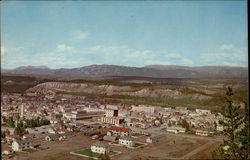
[11,133,219,160]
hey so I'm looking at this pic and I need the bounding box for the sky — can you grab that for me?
[1,1,248,69]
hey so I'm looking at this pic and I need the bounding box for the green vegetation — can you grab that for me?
[111,141,119,144]
[23,117,50,128]
[57,91,226,112]
[25,148,37,153]
[74,149,102,158]
[134,142,145,147]
[6,116,15,128]
[2,75,247,113]
[13,117,50,136]
[73,149,117,159]
[177,119,190,131]
[132,133,144,137]
[216,87,249,159]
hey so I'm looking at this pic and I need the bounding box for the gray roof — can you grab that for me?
[91,142,109,148]
[14,138,32,144]
[103,135,116,142]
[119,136,134,141]
[46,134,62,140]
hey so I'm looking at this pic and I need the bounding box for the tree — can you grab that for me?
[100,153,110,160]
[236,101,249,159]
[14,125,25,136]
[218,86,247,159]
[7,116,15,128]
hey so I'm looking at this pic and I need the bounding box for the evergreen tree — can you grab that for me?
[236,101,249,159]
[219,86,247,159]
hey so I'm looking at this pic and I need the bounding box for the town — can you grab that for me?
[1,91,225,159]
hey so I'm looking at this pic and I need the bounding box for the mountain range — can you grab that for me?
[1,64,248,78]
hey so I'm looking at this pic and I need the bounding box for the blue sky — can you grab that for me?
[1,1,247,69]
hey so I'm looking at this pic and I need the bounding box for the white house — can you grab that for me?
[196,128,215,136]
[12,138,33,151]
[166,126,186,134]
[195,109,211,115]
[45,134,66,141]
[119,136,135,147]
[90,142,110,154]
[108,126,131,136]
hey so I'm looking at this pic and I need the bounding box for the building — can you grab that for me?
[2,145,14,155]
[108,126,131,137]
[119,136,135,147]
[20,105,24,119]
[101,117,124,126]
[90,142,110,154]
[195,128,215,136]
[64,110,104,121]
[22,134,36,139]
[195,109,211,115]
[6,134,19,143]
[103,135,116,142]
[175,107,188,111]
[131,105,155,114]
[146,134,166,143]
[45,134,66,141]
[166,126,186,134]
[12,138,33,151]
[105,109,119,117]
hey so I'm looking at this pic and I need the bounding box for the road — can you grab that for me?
[180,141,216,159]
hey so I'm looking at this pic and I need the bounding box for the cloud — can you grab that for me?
[87,45,193,67]
[56,44,73,52]
[71,31,89,41]
[199,44,247,66]
[1,46,6,56]
[220,44,234,50]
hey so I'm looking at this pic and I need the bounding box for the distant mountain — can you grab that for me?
[2,64,248,78]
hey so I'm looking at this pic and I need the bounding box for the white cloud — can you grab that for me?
[1,46,6,56]
[56,44,73,52]
[87,45,193,66]
[220,44,234,50]
[71,31,89,41]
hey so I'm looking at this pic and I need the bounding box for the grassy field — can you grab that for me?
[74,149,101,158]
[73,149,118,158]
[132,133,144,137]
[134,142,145,148]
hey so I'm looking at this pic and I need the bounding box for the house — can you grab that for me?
[195,128,215,136]
[166,126,186,134]
[195,109,211,115]
[90,142,110,154]
[45,134,66,141]
[119,136,135,147]
[101,117,124,126]
[216,124,224,131]
[2,145,14,155]
[6,134,19,143]
[22,134,36,139]
[103,135,116,142]
[48,128,56,134]
[56,128,67,134]
[12,138,33,151]
[146,134,166,143]
[108,126,131,136]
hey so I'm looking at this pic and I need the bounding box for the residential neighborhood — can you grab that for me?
[1,91,225,159]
